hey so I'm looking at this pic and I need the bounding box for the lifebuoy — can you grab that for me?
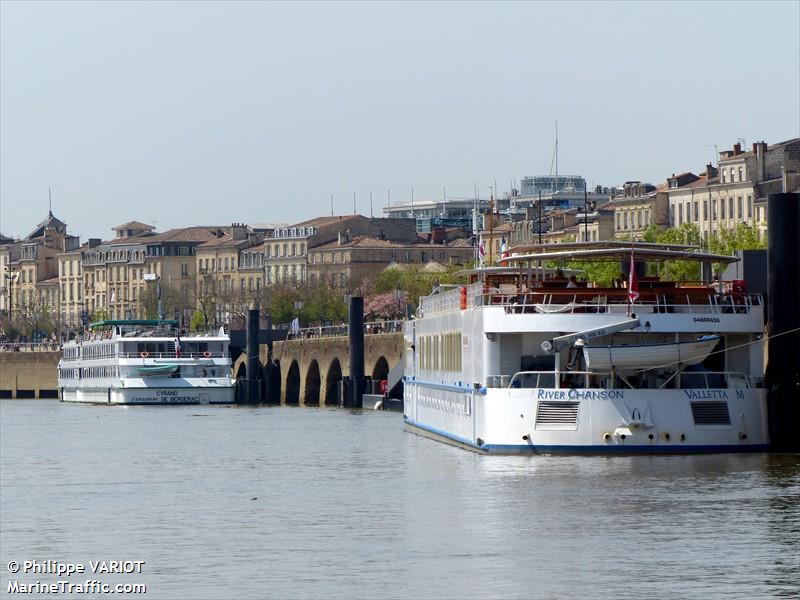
[203,351,212,358]
[378,379,388,395]
[140,351,149,358]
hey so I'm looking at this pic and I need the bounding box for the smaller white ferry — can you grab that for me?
[58,320,235,405]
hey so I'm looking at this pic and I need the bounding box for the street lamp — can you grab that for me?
[3,266,19,339]
[143,273,163,321]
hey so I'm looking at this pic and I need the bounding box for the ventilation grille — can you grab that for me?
[691,401,731,425]
[536,401,580,429]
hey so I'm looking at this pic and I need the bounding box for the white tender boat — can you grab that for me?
[402,242,769,454]
[582,335,720,371]
[58,319,235,405]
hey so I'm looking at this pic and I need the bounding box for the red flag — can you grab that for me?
[628,252,639,303]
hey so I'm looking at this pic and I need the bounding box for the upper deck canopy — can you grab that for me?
[501,241,739,265]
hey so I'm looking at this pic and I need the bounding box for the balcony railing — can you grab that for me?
[493,370,754,390]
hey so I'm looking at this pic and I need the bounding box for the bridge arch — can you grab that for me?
[265,360,281,404]
[324,358,343,406]
[285,360,300,405]
[235,361,247,381]
[304,360,321,406]
[372,356,389,381]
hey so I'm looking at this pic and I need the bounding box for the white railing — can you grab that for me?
[492,370,754,390]
[119,352,227,359]
[490,291,763,316]
[0,343,61,352]
[416,284,762,317]
[418,282,483,316]
[290,320,405,340]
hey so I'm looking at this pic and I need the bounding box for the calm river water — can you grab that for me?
[1,400,798,599]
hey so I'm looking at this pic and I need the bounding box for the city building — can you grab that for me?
[519,175,586,197]
[195,225,264,324]
[306,233,474,289]
[57,243,86,329]
[1,212,79,335]
[264,215,418,286]
[82,222,230,322]
[611,181,669,239]
[383,197,489,233]
[668,138,800,238]
[576,202,615,242]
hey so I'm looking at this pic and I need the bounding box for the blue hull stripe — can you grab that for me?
[405,420,769,455]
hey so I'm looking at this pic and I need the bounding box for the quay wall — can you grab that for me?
[0,352,60,399]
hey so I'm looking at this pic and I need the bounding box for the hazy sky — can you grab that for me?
[1,1,798,240]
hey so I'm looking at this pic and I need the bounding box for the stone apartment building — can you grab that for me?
[668,138,800,238]
[195,225,265,324]
[0,212,80,333]
[263,215,419,286]
[306,232,474,288]
[611,181,669,239]
[57,243,85,328]
[82,222,230,321]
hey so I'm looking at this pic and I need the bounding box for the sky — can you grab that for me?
[1,1,798,241]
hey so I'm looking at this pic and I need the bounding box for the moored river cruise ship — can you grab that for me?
[403,242,769,454]
[58,320,235,405]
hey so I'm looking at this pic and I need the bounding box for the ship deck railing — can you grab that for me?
[118,351,228,359]
[68,327,226,344]
[487,289,762,315]
[61,351,229,361]
[418,282,763,317]
[500,370,754,390]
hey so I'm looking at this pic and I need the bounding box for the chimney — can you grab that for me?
[733,143,742,155]
[755,141,768,182]
[88,238,101,249]
[706,163,718,179]
[231,223,248,240]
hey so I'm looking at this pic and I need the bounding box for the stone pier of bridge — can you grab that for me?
[233,332,404,405]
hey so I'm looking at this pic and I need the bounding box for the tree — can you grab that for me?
[364,291,407,320]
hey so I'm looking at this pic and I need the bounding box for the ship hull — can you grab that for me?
[60,385,235,405]
[403,381,769,455]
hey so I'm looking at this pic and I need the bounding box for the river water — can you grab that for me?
[1,400,798,599]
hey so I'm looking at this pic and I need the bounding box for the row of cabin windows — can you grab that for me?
[418,332,462,372]
[80,343,115,360]
[81,366,118,379]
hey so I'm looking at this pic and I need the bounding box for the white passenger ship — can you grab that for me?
[403,242,769,454]
[58,320,235,405]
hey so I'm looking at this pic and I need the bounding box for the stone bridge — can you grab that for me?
[233,331,404,405]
